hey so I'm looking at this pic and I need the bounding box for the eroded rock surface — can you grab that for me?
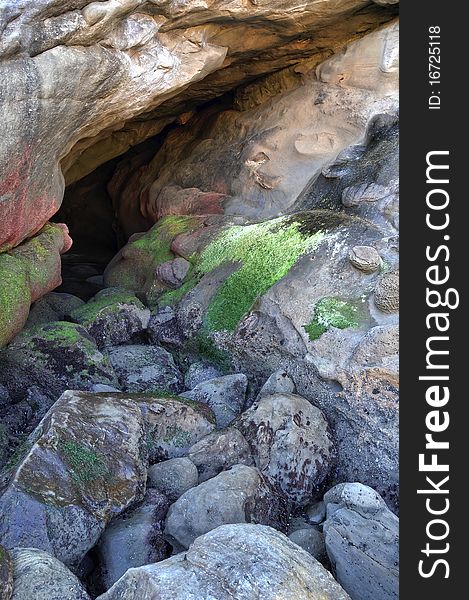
[0,1,397,252]
[97,524,351,600]
[236,393,335,507]
[323,483,399,600]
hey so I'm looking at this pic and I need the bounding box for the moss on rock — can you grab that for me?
[304,297,363,340]
[59,440,110,484]
[0,253,31,347]
[71,288,146,326]
[196,216,325,332]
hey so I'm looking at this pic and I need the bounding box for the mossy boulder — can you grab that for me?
[70,288,151,349]
[0,222,72,347]
[171,213,326,333]
[0,321,118,399]
[0,390,148,568]
[103,216,201,295]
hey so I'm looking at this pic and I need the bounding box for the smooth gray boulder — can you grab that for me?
[97,490,170,590]
[288,528,327,564]
[9,547,90,600]
[323,483,399,600]
[25,292,85,328]
[108,345,183,394]
[257,369,295,399]
[188,427,253,482]
[236,393,335,506]
[147,458,198,502]
[164,465,285,549]
[182,374,247,427]
[96,524,351,600]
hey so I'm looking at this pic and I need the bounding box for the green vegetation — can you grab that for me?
[167,216,325,332]
[158,276,197,307]
[71,289,144,325]
[59,440,109,484]
[162,425,191,448]
[190,329,232,373]
[304,297,362,341]
[0,253,31,347]
[133,215,198,266]
[201,219,323,331]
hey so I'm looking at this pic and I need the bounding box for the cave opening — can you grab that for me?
[51,93,235,301]
[51,125,177,300]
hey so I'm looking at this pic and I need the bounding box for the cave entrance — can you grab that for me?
[52,126,175,300]
[52,159,120,301]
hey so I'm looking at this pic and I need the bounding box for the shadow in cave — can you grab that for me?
[51,128,175,301]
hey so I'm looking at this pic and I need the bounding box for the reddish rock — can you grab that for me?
[149,186,226,222]
[171,225,220,260]
[155,258,191,288]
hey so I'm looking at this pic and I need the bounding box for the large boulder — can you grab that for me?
[97,489,170,590]
[96,524,351,600]
[0,321,119,400]
[323,483,399,600]
[9,547,90,600]
[0,223,72,347]
[0,391,148,568]
[165,465,286,549]
[236,393,335,507]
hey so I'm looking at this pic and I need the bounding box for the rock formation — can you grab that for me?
[0,2,399,598]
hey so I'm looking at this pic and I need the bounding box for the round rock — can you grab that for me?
[147,457,198,502]
[348,246,381,273]
[236,393,335,507]
[9,547,90,600]
[374,269,399,313]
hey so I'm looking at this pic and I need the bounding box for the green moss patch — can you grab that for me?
[304,297,363,341]
[162,425,192,448]
[133,215,199,266]
[59,440,109,484]
[0,253,31,347]
[193,217,324,332]
[71,289,145,325]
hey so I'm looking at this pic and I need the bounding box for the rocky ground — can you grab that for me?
[0,1,399,599]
